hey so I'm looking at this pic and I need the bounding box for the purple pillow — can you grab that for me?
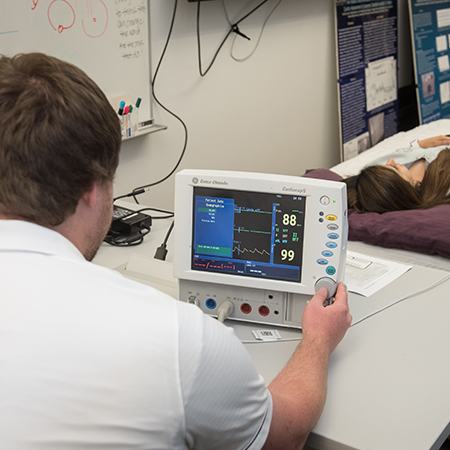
[302,168,343,182]
[302,168,450,258]
[348,206,450,258]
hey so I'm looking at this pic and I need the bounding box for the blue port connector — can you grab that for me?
[205,298,217,309]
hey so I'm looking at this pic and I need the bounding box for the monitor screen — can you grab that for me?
[192,186,306,283]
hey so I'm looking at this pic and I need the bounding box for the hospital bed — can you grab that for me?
[304,119,450,272]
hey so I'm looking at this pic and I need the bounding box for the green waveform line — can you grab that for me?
[236,208,271,214]
[234,227,271,234]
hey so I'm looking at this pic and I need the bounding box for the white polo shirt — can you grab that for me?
[0,220,272,450]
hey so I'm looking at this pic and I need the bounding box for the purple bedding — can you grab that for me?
[303,169,450,259]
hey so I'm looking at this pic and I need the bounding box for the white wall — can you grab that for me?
[114,0,341,211]
[114,0,413,211]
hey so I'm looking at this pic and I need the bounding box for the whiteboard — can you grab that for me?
[0,0,153,127]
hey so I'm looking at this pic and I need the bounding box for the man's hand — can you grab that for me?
[263,283,352,450]
[301,282,352,356]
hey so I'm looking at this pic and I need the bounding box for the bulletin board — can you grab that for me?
[409,0,450,124]
[0,0,153,129]
[335,0,398,161]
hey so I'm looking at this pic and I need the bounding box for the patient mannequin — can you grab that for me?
[344,135,450,213]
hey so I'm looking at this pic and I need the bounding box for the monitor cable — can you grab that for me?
[154,220,175,261]
[217,300,235,323]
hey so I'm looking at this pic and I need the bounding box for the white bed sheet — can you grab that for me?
[331,119,450,178]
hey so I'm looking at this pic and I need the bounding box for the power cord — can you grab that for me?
[154,220,175,261]
[113,188,148,202]
[228,0,283,62]
[196,0,272,76]
[133,207,174,220]
[104,226,151,246]
[350,273,450,327]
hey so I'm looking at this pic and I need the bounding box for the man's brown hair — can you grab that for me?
[0,53,121,226]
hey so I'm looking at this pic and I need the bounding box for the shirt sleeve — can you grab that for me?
[363,145,446,169]
[177,302,272,450]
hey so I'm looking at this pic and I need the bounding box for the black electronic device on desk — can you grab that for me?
[104,205,152,246]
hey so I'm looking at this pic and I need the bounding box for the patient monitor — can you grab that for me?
[174,169,348,329]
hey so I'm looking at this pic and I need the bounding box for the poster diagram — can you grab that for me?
[366,57,397,112]
[336,0,398,161]
[410,1,450,123]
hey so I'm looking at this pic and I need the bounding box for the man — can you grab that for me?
[0,52,352,450]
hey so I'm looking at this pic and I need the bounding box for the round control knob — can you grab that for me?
[320,195,330,206]
[314,277,337,299]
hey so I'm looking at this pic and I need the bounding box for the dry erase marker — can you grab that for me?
[124,105,130,138]
[118,101,125,138]
[135,97,141,130]
[128,105,134,137]
[118,100,125,115]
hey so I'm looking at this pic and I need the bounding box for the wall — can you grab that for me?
[114,0,414,212]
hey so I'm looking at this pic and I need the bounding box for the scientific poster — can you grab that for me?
[336,0,398,161]
[409,0,450,124]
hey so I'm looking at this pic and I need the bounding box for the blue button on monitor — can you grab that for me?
[327,233,339,240]
[317,259,328,265]
[326,242,338,249]
[322,250,333,257]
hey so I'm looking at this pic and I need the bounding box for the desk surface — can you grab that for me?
[94,210,450,450]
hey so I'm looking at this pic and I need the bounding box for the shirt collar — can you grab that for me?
[0,219,85,261]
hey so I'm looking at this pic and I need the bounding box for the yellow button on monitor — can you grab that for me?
[326,214,338,221]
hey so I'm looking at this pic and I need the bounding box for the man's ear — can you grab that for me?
[79,184,98,208]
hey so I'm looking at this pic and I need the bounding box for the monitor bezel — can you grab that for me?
[174,169,347,296]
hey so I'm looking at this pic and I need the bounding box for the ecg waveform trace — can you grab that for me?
[232,205,274,264]
[233,246,271,256]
